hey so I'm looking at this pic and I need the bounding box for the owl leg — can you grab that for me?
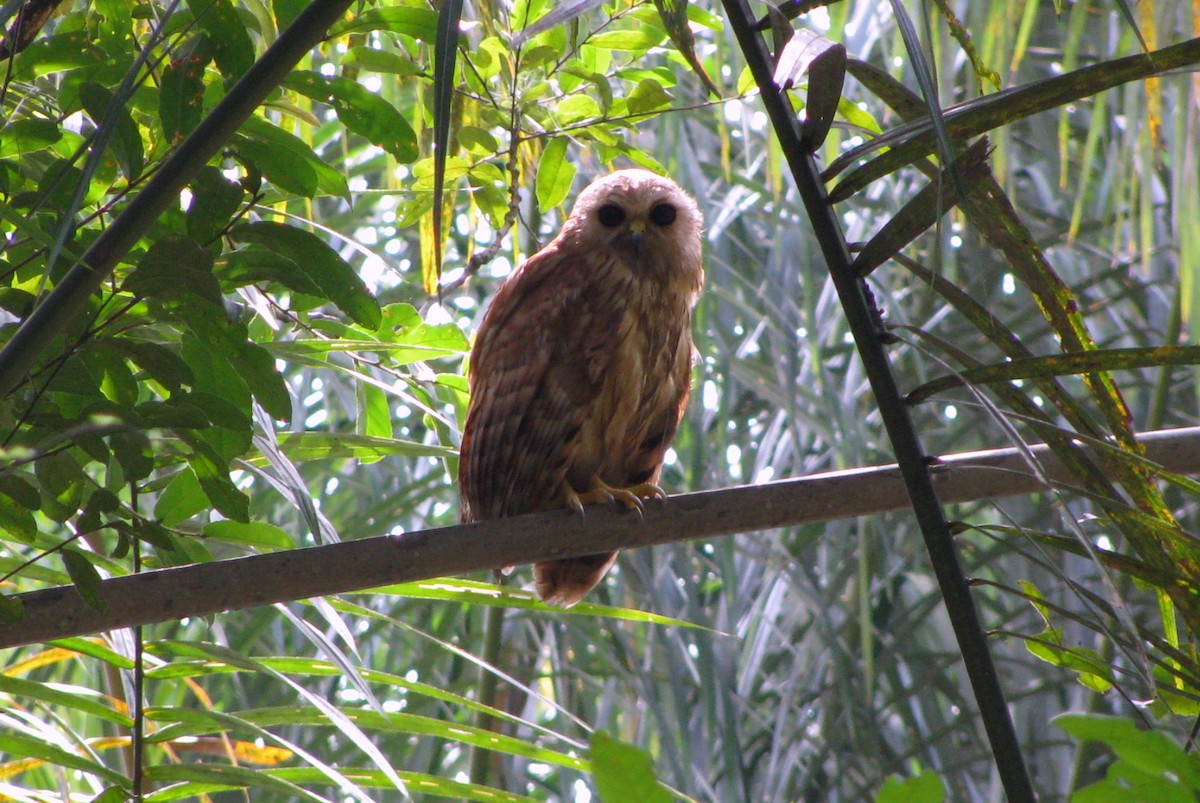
[562,478,667,515]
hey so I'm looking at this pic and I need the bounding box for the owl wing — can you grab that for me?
[459,243,620,522]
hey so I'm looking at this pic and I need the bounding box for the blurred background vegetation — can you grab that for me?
[1,0,1199,800]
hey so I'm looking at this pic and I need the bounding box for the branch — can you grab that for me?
[4,426,1199,649]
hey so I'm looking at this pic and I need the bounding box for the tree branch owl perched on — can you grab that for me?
[459,169,704,607]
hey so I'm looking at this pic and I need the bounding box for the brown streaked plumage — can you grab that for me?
[458,169,704,607]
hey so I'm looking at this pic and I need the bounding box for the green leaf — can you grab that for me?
[126,235,222,309]
[78,81,144,180]
[1056,714,1200,790]
[876,770,947,803]
[62,547,107,613]
[187,0,255,79]
[0,119,63,158]
[187,166,244,243]
[0,491,38,543]
[204,520,294,549]
[109,338,195,395]
[110,429,154,481]
[234,137,319,198]
[285,71,418,163]
[257,432,456,463]
[237,116,350,199]
[536,137,574,212]
[330,7,442,41]
[556,94,601,125]
[587,29,666,51]
[155,468,208,527]
[159,36,212,145]
[11,31,105,79]
[626,78,673,115]
[590,732,671,803]
[232,221,381,329]
[181,435,249,522]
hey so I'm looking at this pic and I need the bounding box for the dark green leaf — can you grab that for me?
[187,0,255,79]
[159,36,212,145]
[110,429,154,481]
[0,491,38,543]
[182,434,249,522]
[285,71,418,163]
[78,81,144,180]
[109,338,195,395]
[232,222,381,329]
[237,116,350,198]
[234,137,319,198]
[0,119,63,158]
[273,0,307,29]
[126,235,223,310]
[187,166,244,243]
[62,548,107,613]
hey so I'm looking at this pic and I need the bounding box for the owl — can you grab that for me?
[458,169,704,607]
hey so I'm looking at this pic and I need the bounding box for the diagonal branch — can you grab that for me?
[3,425,1199,650]
[717,1,1038,798]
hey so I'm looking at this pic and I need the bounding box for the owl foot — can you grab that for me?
[564,479,667,516]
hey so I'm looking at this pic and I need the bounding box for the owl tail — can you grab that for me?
[534,552,618,607]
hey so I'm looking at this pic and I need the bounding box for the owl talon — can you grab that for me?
[564,479,666,515]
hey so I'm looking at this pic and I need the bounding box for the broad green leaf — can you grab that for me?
[0,119,62,158]
[11,31,105,78]
[110,429,154,481]
[126,236,222,309]
[155,468,208,526]
[330,7,441,41]
[556,94,601,125]
[587,29,666,51]
[876,770,947,803]
[0,491,37,543]
[247,432,455,463]
[109,338,195,395]
[204,520,294,549]
[285,71,418,163]
[159,36,212,145]
[590,732,671,803]
[187,0,255,80]
[342,46,424,76]
[234,137,319,198]
[187,166,244,243]
[536,137,574,212]
[181,435,249,522]
[626,78,673,115]
[1056,714,1200,789]
[62,548,106,613]
[237,116,350,198]
[232,221,381,329]
[78,81,144,180]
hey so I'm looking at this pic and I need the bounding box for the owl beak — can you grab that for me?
[627,221,646,254]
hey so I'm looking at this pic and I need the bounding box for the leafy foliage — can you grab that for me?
[1,0,1199,801]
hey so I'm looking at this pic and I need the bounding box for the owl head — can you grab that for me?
[564,169,704,290]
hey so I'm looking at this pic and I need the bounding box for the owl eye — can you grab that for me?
[649,203,677,226]
[597,204,625,227]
